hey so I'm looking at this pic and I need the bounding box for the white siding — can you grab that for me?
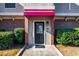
[0,3,24,15]
[21,3,55,10]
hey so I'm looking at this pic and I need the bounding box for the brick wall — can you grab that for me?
[0,19,24,31]
[55,20,79,29]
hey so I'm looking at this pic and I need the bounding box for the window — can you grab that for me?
[5,3,16,8]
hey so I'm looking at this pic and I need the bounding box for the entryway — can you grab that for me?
[27,16,54,47]
[34,22,45,48]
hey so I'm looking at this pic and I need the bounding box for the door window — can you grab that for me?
[36,23,43,34]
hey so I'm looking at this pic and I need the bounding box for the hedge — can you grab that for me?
[14,28,24,44]
[0,32,14,50]
[0,29,6,31]
[55,28,79,45]
[55,29,75,44]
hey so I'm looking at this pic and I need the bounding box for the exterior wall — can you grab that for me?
[55,3,79,13]
[25,17,29,45]
[0,3,23,15]
[55,3,79,16]
[0,20,2,29]
[55,19,79,29]
[0,17,24,31]
[51,18,55,45]
[26,16,54,45]
[22,3,55,10]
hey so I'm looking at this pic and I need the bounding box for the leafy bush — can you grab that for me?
[55,28,79,46]
[74,28,79,32]
[60,32,72,45]
[0,32,14,50]
[14,28,24,44]
[0,29,6,31]
[55,29,75,44]
[72,32,79,45]
[73,40,79,45]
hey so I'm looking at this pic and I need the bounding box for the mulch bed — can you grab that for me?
[0,48,20,56]
[0,45,23,56]
[56,44,79,56]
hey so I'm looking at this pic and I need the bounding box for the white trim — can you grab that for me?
[12,18,15,21]
[33,20,46,46]
[16,45,26,56]
[56,13,79,16]
[0,13,23,15]
[24,11,54,12]
[76,17,79,21]
[22,3,55,10]
[53,45,63,56]
[0,18,2,21]
[69,3,71,10]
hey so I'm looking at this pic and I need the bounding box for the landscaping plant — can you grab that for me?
[14,28,24,44]
[55,28,79,46]
[0,32,14,50]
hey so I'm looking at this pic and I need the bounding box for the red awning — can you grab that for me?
[24,10,55,16]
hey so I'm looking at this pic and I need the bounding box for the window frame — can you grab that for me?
[5,3,16,8]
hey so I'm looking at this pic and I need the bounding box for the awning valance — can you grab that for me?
[24,10,55,16]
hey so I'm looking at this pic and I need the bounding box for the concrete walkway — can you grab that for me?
[22,45,62,56]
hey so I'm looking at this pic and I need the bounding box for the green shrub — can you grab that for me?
[61,32,68,45]
[55,29,64,44]
[0,29,5,31]
[55,29,75,44]
[0,32,14,50]
[14,28,24,44]
[61,32,74,45]
[55,28,79,46]
[74,28,79,32]
[73,40,79,45]
[72,32,79,45]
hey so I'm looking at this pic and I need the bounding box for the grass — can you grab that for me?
[0,48,21,56]
[56,44,79,56]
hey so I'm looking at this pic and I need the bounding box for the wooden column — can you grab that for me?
[25,17,29,45]
[51,17,55,45]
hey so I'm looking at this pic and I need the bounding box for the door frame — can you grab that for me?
[33,20,46,46]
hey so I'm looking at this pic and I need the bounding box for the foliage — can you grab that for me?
[55,28,79,46]
[14,28,24,44]
[0,32,14,49]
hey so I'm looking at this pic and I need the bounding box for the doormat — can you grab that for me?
[35,45,45,48]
